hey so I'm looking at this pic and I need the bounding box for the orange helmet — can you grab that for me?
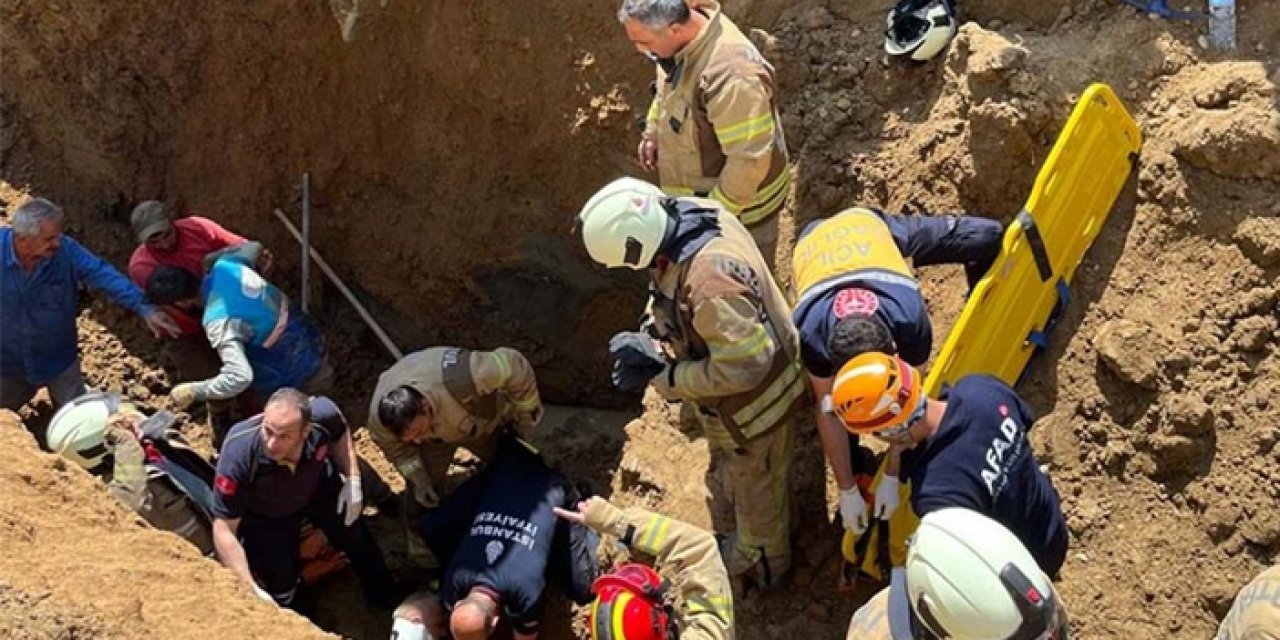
[831,352,923,436]
[588,564,675,640]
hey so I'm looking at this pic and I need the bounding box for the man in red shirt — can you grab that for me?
[127,200,271,386]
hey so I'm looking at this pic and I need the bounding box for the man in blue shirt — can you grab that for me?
[145,251,332,449]
[790,207,1001,537]
[1,198,178,411]
[831,352,1068,576]
[209,388,395,610]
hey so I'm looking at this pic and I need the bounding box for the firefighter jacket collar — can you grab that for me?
[657,201,722,267]
[673,1,723,68]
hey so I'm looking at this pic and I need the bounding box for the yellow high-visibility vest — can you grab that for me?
[793,208,916,309]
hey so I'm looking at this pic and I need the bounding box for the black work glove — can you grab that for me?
[609,331,667,392]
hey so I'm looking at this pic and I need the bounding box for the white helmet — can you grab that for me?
[577,177,672,270]
[884,0,958,62]
[906,508,1068,640]
[47,392,122,475]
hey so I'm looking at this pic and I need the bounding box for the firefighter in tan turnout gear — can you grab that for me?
[578,176,806,588]
[618,0,790,267]
[556,496,733,640]
[368,346,545,564]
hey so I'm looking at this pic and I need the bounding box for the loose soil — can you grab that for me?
[2,1,1279,638]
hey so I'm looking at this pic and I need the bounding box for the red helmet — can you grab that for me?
[588,564,675,640]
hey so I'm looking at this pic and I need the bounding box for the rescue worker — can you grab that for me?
[368,346,543,566]
[210,389,395,609]
[830,352,1069,576]
[1,198,179,411]
[391,437,596,640]
[848,507,1070,639]
[790,207,1001,536]
[144,251,333,449]
[555,496,733,640]
[45,391,215,554]
[619,0,791,267]
[578,176,806,587]
[127,200,271,386]
[1217,564,1280,639]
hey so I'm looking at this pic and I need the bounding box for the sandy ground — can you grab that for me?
[1,0,1279,638]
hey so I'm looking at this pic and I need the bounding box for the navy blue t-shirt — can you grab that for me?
[211,396,348,520]
[903,375,1068,575]
[792,216,933,377]
[418,438,568,623]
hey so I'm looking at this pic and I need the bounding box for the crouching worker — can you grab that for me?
[146,248,333,449]
[391,436,597,640]
[554,496,734,640]
[210,389,395,609]
[848,508,1070,640]
[47,391,216,554]
[832,352,1069,577]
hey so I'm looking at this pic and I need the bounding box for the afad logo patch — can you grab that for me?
[832,288,880,319]
[214,474,237,496]
[314,443,329,462]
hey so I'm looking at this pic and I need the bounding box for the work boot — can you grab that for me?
[717,534,792,591]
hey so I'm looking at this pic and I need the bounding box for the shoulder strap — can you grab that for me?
[441,347,497,420]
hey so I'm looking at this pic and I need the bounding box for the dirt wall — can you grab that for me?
[0,411,331,639]
[1,0,660,406]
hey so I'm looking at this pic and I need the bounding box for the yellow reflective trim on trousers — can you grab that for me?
[715,112,775,146]
[706,325,771,362]
[709,185,744,213]
[647,98,659,122]
[732,360,804,433]
[739,169,791,227]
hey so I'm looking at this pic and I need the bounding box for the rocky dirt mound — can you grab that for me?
[0,412,330,639]
[764,2,1280,638]
[2,0,1280,639]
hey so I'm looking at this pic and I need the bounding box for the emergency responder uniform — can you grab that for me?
[644,199,806,583]
[414,437,596,637]
[577,177,804,585]
[368,346,542,568]
[580,497,734,640]
[48,392,216,554]
[902,375,1069,576]
[367,346,543,507]
[211,396,394,608]
[791,207,1001,535]
[1217,565,1280,640]
[791,207,1002,375]
[644,1,791,266]
[846,508,1069,640]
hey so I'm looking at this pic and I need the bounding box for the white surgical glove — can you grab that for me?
[839,485,869,534]
[337,476,363,526]
[874,475,900,521]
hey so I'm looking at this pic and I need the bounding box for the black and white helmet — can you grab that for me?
[884,0,958,62]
